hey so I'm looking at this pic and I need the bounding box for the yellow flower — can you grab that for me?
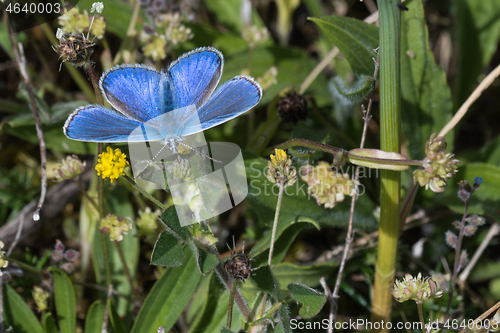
[95,147,129,183]
[267,149,297,187]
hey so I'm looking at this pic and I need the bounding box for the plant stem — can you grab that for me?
[444,199,470,319]
[370,0,402,331]
[75,178,99,212]
[227,276,237,329]
[417,302,426,332]
[215,263,251,321]
[122,175,168,210]
[84,61,112,290]
[268,181,285,266]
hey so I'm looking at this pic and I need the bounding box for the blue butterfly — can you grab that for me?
[63,47,262,146]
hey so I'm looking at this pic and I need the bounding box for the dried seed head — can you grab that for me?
[53,34,95,68]
[276,92,308,123]
[466,214,485,227]
[224,243,252,281]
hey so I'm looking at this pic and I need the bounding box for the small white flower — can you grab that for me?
[56,28,64,40]
[91,2,104,14]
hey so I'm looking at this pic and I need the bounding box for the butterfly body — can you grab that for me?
[63,47,262,146]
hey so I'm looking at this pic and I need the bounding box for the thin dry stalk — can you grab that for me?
[6,27,47,222]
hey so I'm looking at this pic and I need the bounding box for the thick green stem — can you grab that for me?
[370,0,401,331]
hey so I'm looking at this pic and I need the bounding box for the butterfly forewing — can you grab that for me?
[169,47,223,109]
[99,65,173,123]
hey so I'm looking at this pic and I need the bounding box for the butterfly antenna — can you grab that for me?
[177,141,222,164]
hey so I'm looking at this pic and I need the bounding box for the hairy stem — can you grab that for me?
[227,276,237,329]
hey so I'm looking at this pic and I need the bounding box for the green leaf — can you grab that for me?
[272,262,336,293]
[439,163,500,221]
[188,240,219,275]
[400,0,453,158]
[2,284,44,333]
[221,328,237,333]
[249,265,281,301]
[330,74,374,103]
[287,283,326,318]
[159,205,191,241]
[108,299,127,333]
[49,267,76,333]
[455,0,500,107]
[132,247,202,333]
[274,303,292,333]
[151,231,185,267]
[85,301,105,333]
[310,16,379,75]
[42,313,58,333]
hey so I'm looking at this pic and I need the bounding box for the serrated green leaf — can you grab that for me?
[249,265,281,301]
[49,267,76,333]
[151,231,185,267]
[42,313,58,333]
[400,0,453,158]
[85,301,105,333]
[132,247,201,333]
[188,240,219,275]
[310,16,379,75]
[159,205,191,240]
[439,163,500,221]
[2,284,44,333]
[288,283,326,318]
[108,299,127,333]
[455,0,500,107]
[330,74,373,103]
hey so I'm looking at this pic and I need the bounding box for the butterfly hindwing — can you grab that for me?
[100,65,174,123]
[181,76,262,136]
[64,105,164,142]
[169,47,223,109]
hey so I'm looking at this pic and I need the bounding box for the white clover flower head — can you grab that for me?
[91,2,104,14]
[392,272,443,304]
[56,28,64,40]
